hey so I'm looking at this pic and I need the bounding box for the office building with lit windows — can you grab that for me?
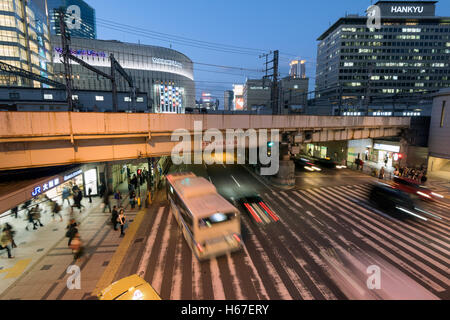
[47,0,96,39]
[315,1,450,115]
[0,0,53,88]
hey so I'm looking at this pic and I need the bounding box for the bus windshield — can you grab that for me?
[198,212,235,228]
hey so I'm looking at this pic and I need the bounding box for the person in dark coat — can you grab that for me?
[111,206,119,230]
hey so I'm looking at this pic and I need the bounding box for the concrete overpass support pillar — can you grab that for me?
[270,147,295,187]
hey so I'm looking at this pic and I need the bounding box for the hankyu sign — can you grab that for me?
[377,2,435,17]
[31,177,60,197]
[152,57,183,69]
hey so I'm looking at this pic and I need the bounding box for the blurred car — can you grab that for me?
[98,274,161,300]
[293,156,322,172]
[237,195,279,225]
[392,176,443,201]
[369,183,427,221]
[313,157,337,169]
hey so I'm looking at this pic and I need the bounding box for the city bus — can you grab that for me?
[166,172,243,260]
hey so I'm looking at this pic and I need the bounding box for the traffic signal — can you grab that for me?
[267,141,273,156]
[398,153,403,159]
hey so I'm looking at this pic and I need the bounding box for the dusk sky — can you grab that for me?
[88,0,450,106]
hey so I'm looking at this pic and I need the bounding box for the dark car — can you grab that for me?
[369,183,427,220]
[237,195,279,225]
[313,157,337,169]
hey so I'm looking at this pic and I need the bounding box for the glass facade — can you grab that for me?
[0,0,53,87]
[316,11,450,109]
[47,0,96,39]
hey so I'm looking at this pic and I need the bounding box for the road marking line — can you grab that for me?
[137,207,165,278]
[91,205,147,297]
[231,175,241,188]
[0,259,32,279]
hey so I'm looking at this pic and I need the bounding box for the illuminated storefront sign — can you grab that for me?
[152,57,182,69]
[54,47,106,57]
[31,177,60,197]
[64,169,83,181]
[373,143,400,153]
[235,97,244,110]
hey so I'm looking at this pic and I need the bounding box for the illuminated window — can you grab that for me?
[95,96,104,101]
[43,94,53,100]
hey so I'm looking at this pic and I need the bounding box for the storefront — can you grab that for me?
[372,142,401,169]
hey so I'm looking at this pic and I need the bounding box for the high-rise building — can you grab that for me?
[0,0,53,87]
[243,79,271,111]
[47,0,96,39]
[289,59,306,79]
[224,90,233,110]
[315,1,450,112]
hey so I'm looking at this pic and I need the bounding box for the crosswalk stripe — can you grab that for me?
[226,253,247,300]
[137,207,165,278]
[192,249,202,299]
[280,191,303,208]
[339,186,450,255]
[322,187,450,269]
[264,193,340,300]
[302,189,448,291]
[242,218,315,300]
[241,219,292,299]
[210,258,226,300]
[169,231,184,300]
[340,185,450,242]
[151,210,174,295]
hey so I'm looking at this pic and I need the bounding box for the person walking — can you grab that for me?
[11,206,18,219]
[69,232,84,261]
[51,200,63,222]
[99,183,106,199]
[114,190,121,207]
[129,190,136,209]
[3,223,17,248]
[88,187,93,203]
[0,229,13,259]
[32,205,44,228]
[62,186,71,207]
[117,209,127,237]
[102,190,112,213]
[25,207,37,231]
[111,206,119,230]
[66,219,78,246]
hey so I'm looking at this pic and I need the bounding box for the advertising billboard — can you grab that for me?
[155,84,184,113]
[235,97,244,110]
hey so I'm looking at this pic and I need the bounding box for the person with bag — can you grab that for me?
[3,223,17,248]
[117,209,127,237]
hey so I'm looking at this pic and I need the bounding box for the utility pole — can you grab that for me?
[259,50,279,114]
[59,9,74,111]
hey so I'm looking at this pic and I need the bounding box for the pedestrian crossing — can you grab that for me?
[137,183,450,300]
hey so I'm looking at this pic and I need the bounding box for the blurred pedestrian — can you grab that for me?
[51,200,63,222]
[114,189,121,207]
[88,187,92,203]
[66,219,78,246]
[3,223,17,248]
[69,232,84,260]
[117,209,127,237]
[11,206,18,219]
[129,190,136,209]
[0,229,13,259]
[62,185,71,206]
[102,191,111,213]
[32,205,44,228]
[111,206,118,230]
[379,167,385,180]
[99,183,106,199]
